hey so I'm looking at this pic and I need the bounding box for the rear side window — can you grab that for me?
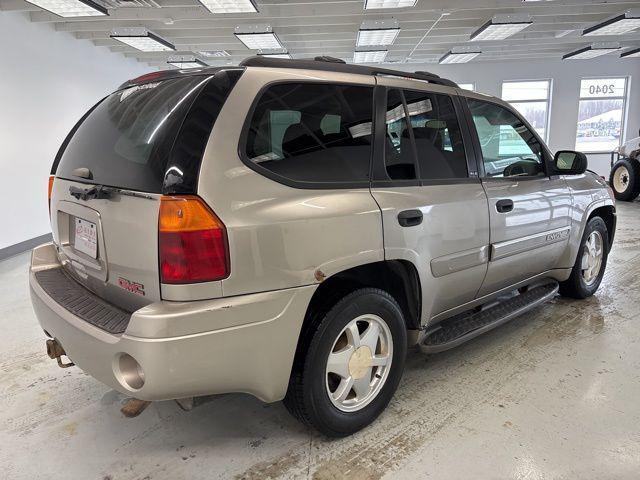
[382,89,468,182]
[403,90,468,180]
[54,69,242,193]
[384,89,415,180]
[244,83,374,185]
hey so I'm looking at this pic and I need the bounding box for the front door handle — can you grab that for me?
[398,209,423,227]
[496,199,514,213]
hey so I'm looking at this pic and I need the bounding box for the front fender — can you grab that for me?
[559,196,615,269]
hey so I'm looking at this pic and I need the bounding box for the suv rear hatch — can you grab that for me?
[49,68,243,313]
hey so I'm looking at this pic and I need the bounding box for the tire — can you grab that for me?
[559,217,609,299]
[284,288,407,437]
[609,158,640,202]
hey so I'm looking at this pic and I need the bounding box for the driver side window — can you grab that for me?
[468,99,545,178]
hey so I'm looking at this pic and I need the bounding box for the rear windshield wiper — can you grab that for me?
[69,185,112,201]
[68,184,153,201]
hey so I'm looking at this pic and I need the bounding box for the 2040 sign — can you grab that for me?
[580,78,626,98]
[588,83,616,96]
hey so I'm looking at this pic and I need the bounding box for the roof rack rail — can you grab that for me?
[313,56,346,64]
[239,56,459,88]
[414,71,441,80]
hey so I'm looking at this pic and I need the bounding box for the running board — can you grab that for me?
[419,281,559,354]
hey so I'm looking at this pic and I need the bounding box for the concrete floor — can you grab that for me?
[2,202,640,480]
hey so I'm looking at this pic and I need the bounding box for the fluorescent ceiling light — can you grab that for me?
[470,16,533,41]
[24,0,106,17]
[621,47,640,58]
[168,59,209,68]
[357,27,400,46]
[584,12,640,36]
[555,29,576,38]
[439,50,481,64]
[111,32,175,52]
[353,50,388,63]
[364,0,417,9]
[258,53,292,59]
[197,0,257,14]
[235,32,283,50]
[563,45,620,60]
[349,122,372,138]
[198,50,230,57]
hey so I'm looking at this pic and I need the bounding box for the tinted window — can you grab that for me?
[403,90,468,180]
[55,70,242,193]
[245,83,374,184]
[468,99,545,178]
[385,89,416,180]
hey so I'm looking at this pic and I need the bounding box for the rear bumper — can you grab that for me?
[29,243,316,402]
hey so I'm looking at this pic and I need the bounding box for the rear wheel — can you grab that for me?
[559,217,609,299]
[284,288,407,437]
[610,158,640,201]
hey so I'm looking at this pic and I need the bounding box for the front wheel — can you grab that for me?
[610,158,640,202]
[284,288,407,437]
[559,217,609,299]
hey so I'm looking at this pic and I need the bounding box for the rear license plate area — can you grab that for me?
[73,217,98,258]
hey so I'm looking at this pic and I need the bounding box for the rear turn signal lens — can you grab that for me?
[158,196,229,284]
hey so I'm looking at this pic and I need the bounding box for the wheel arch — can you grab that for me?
[588,204,616,251]
[298,260,422,350]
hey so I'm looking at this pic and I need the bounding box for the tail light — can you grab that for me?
[158,196,229,284]
[48,176,55,215]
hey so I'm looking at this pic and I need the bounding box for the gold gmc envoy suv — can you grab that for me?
[30,57,616,437]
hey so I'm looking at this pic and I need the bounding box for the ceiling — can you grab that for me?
[2,0,640,68]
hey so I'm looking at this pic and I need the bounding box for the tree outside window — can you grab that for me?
[575,78,628,153]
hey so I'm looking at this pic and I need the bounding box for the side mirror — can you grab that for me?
[554,150,587,175]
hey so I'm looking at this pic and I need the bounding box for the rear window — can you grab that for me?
[244,83,374,185]
[54,69,242,193]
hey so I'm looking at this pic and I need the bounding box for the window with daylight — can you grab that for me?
[458,83,476,92]
[467,99,545,179]
[575,77,629,153]
[501,80,551,141]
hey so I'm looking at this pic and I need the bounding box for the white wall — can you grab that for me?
[403,56,640,177]
[0,12,150,250]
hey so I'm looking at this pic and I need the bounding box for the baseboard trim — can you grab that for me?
[0,233,52,261]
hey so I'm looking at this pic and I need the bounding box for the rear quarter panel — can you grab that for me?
[197,67,384,297]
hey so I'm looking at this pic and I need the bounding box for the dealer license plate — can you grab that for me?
[74,218,97,258]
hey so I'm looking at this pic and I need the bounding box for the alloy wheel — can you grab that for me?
[325,314,393,413]
[581,230,604,286]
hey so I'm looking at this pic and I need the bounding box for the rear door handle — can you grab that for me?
[496,199,514,213]
[398,209,423,227]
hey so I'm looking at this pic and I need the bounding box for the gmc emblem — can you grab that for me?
[118,277,145,296]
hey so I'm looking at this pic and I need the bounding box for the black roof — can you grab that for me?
[118,67,244,90]
[240,56,459,88]
[119,55,458,90]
